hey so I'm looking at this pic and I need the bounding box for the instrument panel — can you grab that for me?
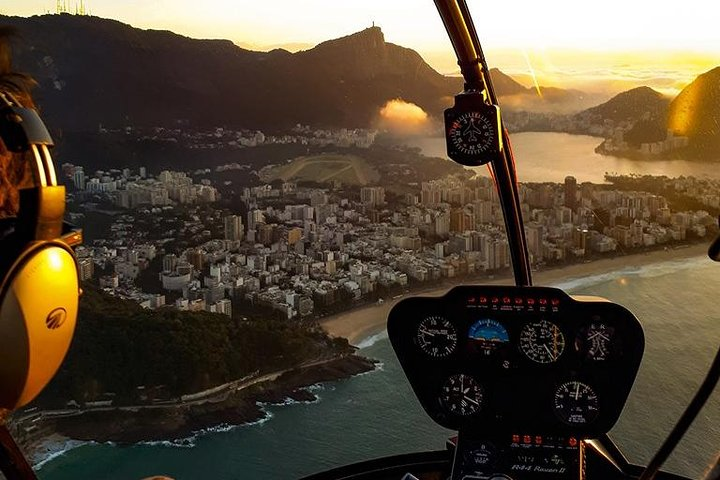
[387,286,644,437]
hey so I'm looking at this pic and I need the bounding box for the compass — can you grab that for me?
[444,93,502,166]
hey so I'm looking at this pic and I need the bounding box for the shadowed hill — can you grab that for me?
[2,14,574,132]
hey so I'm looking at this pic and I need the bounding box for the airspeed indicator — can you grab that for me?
[416,316,457,358]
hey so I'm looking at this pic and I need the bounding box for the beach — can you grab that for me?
[321,244,711,345]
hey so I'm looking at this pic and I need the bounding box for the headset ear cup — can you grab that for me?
[0,240,79,410]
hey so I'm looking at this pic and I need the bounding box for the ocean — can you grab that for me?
[38,254,720,479]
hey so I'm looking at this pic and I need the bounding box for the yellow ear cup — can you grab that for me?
[0,241,79,409]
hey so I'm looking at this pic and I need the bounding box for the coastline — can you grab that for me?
[24,355,377,469]
[321,243,710,345]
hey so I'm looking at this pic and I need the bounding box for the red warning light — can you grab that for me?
[479,296,488,304]
[503,296,511,304]
[523,435,531,444]
[512,434,520,443]
[515,297,523,305]
[491,297,499,304]
[539,298,548,305]
[535,436,543,445]
[569,437,578,447]
[551,299,560,306]
[527,298,535,305]
[468,297,476,304]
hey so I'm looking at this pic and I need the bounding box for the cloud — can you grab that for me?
[376,99,435,136]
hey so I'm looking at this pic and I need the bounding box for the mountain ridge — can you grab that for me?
[1,14,576,132]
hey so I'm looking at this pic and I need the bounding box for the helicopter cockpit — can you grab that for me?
[0,1,717,480]
[300,1,720,480]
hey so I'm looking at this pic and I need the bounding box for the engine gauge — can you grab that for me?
[440,374,483,416]
[575,322,615,361]
[416,316,457,358]
[520,320,565,363]
[468,318,510,356]
[553,381,599,425]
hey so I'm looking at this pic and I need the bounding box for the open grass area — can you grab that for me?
[262,154,380,185]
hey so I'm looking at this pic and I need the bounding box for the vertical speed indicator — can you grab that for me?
[415,316,457,358]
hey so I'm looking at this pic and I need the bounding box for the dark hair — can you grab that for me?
[0,26,35,217]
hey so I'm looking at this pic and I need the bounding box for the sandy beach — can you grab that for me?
[321,243,711,345]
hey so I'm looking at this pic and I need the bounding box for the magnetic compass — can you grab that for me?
[444,92,502,166]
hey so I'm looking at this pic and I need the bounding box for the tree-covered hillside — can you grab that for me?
[38,287,353,407]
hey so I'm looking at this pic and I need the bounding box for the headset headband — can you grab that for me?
[0,90,64,241]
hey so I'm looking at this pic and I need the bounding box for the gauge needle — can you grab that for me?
[544,344,554,356]
[574,383,580,400]
[464,396,479,406]
[418,329,436,336]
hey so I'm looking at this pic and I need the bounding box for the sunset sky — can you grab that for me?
[3,0,720,94]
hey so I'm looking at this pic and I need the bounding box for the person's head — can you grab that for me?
[0,26,35,218]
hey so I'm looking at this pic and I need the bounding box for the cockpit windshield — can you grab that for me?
[0,1,718,479]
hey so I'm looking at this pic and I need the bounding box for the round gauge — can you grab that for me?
[448,111,497,155]
[440,374,483,416]
[468,319,510,356]
[575,322,615,361]
[520,320,565,363]
[416,316,457,358]
[553,381,599,425]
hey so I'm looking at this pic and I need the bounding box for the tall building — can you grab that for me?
[564,176,578,211]
[360,186,385,207]
[73,167,86,190]
[223,215,244,241]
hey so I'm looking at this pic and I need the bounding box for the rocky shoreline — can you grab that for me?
[21,354,377,464]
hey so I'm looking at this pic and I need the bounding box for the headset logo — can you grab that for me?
[46,307,67,330]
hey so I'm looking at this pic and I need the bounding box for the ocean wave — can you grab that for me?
[272,394,320,406]
[140,437,197,449]
[356,330,388,349]
[353,362,384,378]
[34,439,89,470]
[552,254,707,292]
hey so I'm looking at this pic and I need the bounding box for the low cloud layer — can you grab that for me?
[376,99,435,136]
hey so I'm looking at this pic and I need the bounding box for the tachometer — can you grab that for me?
[520,320,565,363]
[575,322,615,361]
[416,316,457,358]
[553,381,599,425]
[440,374,483,416]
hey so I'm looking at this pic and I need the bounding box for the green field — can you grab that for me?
[261,154,380,186]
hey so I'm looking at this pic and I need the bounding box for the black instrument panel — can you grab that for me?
[387,286,645,437]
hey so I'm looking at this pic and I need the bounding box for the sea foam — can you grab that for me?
[356,330,388,349]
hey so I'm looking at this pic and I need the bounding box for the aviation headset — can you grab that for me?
[0,89,81,411]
